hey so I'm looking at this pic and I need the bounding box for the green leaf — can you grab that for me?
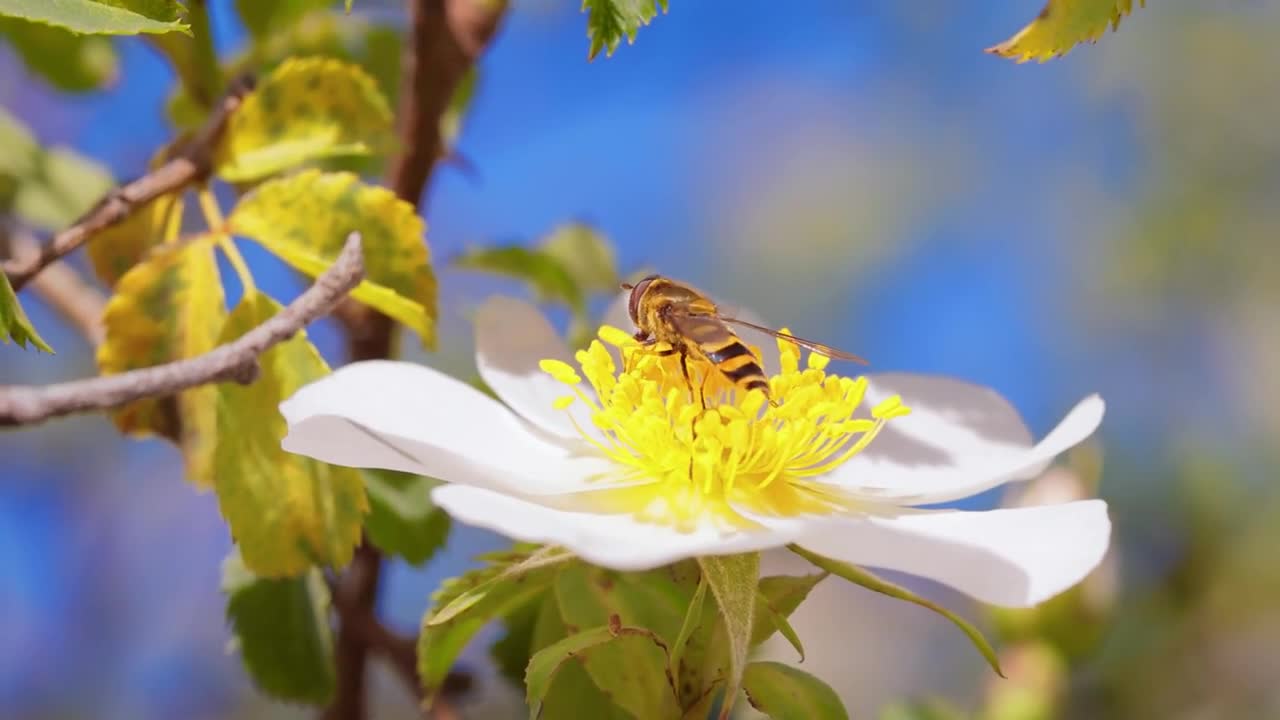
[236,0,334,40]
[553,564,682,720]
[0,271,53,352]
[228,169,437,346]
[222,548,335,704]
[751,573,827,658]
[96,236,226,485]
[528,590,632,719]
[212,291,368,576]
[540,222,619,294]
[582,0,667,60]
[670,575,707,683]
[490,594,545,689]
[526,620,672,720]
[0,107,114,233]
[214,56,393,182]
[440,65,478,149]
[987,0,1146,63]
[0,16,117,91]
[788,544,1005,677]
[741,661,848,720]
[418,546,574,703]
[87,192,183,288]
[362,469,449,566]
[454,245,584,316]
[0,0,188,35]
[697,552,760,719]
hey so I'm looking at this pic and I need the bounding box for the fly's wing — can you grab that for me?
[667,310,739,359]
[720,316,869,364]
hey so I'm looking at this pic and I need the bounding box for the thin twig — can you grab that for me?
[1,75,255,291]
[3,228,106,346]
[0,233,364,427]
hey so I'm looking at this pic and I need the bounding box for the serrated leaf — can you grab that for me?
[212,291,367,576]
[236,0,334,40]
[526,621,671,720]
[0,107,114,233]
[0,16,117,91]
[96,237,225,484]
[741,661,848,720]
[222,548,335,704]
[88,192,183,288]
[228,169,437,346]
[527,593,633,719]
[0,0,188,35]
[1,271,53,352]
[362,469,449,566]
[751,573,827,655]
[697,552,760,719]
[553,564,681,720]
[582,0,667,60]
[540,222,618,294]
[988,0,1146,63]
[215,56,392,182]
[418,546,573,703]
[788,544,1005,677]
[454,245,584,316]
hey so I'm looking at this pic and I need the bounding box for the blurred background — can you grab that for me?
[3,1,1279,718]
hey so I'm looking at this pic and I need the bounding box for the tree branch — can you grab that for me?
[0,233,365,427]
[1,75,255,291]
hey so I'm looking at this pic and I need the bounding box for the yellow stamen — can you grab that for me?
[539,323,910,530]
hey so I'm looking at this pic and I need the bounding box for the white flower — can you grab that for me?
[279,295,1110,608]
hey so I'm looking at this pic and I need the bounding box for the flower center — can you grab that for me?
[540,326,910,532]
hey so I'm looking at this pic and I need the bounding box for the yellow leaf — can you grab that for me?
[214,56,393,182]
[87,192,184,288]
[96,235,226,486]
[228,169,437,346]
[213,291,368,577]
[988,0,1146,63]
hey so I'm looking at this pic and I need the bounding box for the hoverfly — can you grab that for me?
[621,274,868,405]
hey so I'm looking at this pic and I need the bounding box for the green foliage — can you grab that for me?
[417,546,575,703]
[525,620,673,720]
[788,544,1005,677]
[228,169,438,346]
[0,0,188,35]
[96,236,225,485]
[741,661,849,720]
[362,469,450,566]
[0,16,117,91]
[212,291,368,577]
[235,0,335,41]
[696,553,760,718]
[582,0,668,60]
[214,57,393,182]
[988,0,1146,62]
[0,107,114,233]
[490,594,545,689]
[456,245,585,315]
[0,271,53,352]
[751,573,826,652]
[88,192,183,288]
[222,548,336,704]
[879,698,969,720]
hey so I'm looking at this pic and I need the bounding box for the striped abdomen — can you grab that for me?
[673,314,770,396]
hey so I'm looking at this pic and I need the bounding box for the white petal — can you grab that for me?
[824,374,1104,505]
[279,360,614,495]
[474,295,589,442]
[795,500,1111,607]
[432,484,805,571]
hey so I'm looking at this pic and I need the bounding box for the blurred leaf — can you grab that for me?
[96,236,225,485]
[0,0,188,35]
[228,169,437,346]
[751,573,826,651]
[212,291,367,576]
[362,24,402,108]
[418,546,573,703]
[554,564,682,719]
[741,661,848,720]
[879,698,969,720]
[490,594,544,689]
[345,0,353,11]
[222,548,335,704]
[214,57,393,182]
[697,552,760,718]
[362,469,449,566]
[526,621,673,720]
[440,66,477,148]
[236,0,334,40]
[988,0,1145,63]
[454,245,584,316]
[87,193,183,287]
[581,0,667,60]
[0,16,117,91]
[0,107,114,233]
[541,222,619,294]
[788,544,1005,677]
[0,272,53,352]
